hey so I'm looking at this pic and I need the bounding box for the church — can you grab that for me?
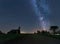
[7,26,20,34]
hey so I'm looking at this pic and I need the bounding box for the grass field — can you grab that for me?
[0,34,60,44]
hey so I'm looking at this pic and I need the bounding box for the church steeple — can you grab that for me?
[18,26,21,34]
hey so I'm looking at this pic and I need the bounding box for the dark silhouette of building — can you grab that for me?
[7,26,21,34]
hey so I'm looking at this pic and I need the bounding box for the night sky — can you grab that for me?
[0,0,60,33]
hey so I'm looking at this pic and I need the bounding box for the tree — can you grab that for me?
[50,26,59,34]
[37,30,40,34]
[41,30,50,35]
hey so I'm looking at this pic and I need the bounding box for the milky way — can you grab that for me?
[32,0,50,30]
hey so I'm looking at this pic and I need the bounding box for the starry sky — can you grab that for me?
[0,0,60,33]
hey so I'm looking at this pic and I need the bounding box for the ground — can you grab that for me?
[0,34,60,44]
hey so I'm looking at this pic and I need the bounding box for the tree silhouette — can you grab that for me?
[50,26,59,34]
[37,30,40,34]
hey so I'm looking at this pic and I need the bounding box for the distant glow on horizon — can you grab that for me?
[21,31,34,34]
[21,31,27,33]
[32,0,50,30]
